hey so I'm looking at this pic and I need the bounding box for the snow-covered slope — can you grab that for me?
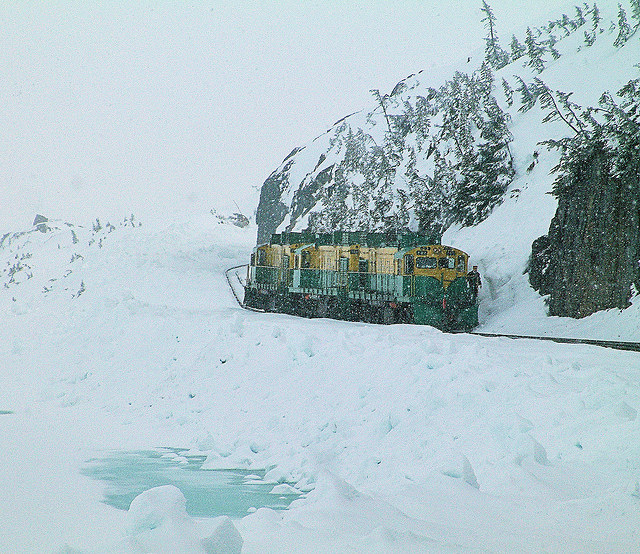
[1,214,639,552]
[447,18,640,338]
[255,2,640,336]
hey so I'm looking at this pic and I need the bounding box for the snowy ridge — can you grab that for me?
[0,216,141,314]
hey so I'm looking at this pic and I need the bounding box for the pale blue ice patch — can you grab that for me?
[82,448,303,518]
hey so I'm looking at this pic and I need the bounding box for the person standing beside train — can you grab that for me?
[467,265,482,299]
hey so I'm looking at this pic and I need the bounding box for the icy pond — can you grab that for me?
[83,448,303,518]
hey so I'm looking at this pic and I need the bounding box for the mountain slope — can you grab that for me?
[255,1,640,331]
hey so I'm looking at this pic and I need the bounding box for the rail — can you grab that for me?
[227,264,640,353]
[470,332,640,352]
[224,264,264,312]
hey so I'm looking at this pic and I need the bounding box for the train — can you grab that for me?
[244,230,478,330]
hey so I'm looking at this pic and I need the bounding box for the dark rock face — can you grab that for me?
[529,143,640,318]
[255,155,298,245]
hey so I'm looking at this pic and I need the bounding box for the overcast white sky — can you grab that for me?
[1,1,578,231]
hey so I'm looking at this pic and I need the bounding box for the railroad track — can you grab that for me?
[224,264,264,313]
[469,332,640,352]
[226,264,640,353]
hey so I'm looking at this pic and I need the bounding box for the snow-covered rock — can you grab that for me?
[125,486,243,554]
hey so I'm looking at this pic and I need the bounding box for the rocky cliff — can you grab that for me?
[529,82,640,317]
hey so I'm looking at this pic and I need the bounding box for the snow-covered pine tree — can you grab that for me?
[481,1,510,69]
[515,76,537,112]
[630,0,640,28]
[592,2,602,32]
[613,4,633,47]
[370,89,394,142]
[544,34,561,60]
[416,150,457,236]
[455,95,514,225]
[559,13,577,35]
[535,80,585,135]
[502,78,514,107]
[479,60,495,92]
[584,29,596,46]
[525,27,546,73]
[403,96,433,148]
[510,34,526,60]
[437,72,475,158]
[601,80,640,202]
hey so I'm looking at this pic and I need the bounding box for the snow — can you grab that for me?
[124,485,243,554]
[1,213,640,552]
[2,2,640,552]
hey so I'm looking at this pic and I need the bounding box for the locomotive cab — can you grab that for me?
[400,245,468,287]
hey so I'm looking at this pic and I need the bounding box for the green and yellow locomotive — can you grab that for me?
[244,231,478,330]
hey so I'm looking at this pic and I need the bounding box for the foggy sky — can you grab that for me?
[1,1,577,231]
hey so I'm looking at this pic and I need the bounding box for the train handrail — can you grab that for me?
[224,264,264,312]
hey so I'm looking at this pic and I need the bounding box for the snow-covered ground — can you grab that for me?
[1,214,639,552]
[2,4,640,551]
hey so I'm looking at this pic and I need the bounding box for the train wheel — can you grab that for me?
[382,306,396,325]
[316,297,329,318]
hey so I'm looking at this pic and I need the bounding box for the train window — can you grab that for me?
[416,256,437,269]
[301,251,311,268]
[257,250,266,266]
[404,254,414,275]
[457,257,466,272]
[251,253,256,266]
[438,257,455,269]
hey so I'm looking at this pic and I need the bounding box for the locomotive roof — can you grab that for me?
[269,230,441,248]
[394,244,467,259]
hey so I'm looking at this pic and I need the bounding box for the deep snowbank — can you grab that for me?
[1,216,639,552]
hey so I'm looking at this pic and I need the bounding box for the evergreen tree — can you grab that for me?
[584,30,596,46]
[630,0,640,28]
[575,5,586,26]
[601,80,640,178]
[534,79,585,135]
[510,34,526,60]
[544,34,561,60]
[559,13,577,35]
[402,96,432,148]
[479,61,494,94]
[502,77,514,107]
[370,89,393,137]
[525,27,546,73]
[416,151,457,236]
[515,76,537,112]
[614,4,633,47]
[455,96,514,225]
[481,1,510,69]
[592,3,601,32]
